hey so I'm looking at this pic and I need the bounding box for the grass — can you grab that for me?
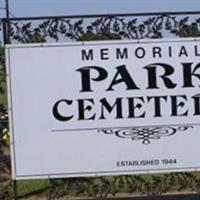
[17,180,49,198]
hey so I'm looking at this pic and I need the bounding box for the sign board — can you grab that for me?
[6,38,200,180]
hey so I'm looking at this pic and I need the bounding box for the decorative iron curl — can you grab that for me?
[99,125,193,145]
[6,14,200,43]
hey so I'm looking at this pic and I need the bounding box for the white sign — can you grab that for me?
[6,38,200,180]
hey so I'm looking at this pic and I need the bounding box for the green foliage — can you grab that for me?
[24,33,46,43]
[78,32,121,41]
[35,173,200,199]
[0,47,9,200]
[0,46,8,152]
[175,17,200,37]
[0,47,6,94]
[0,181,12,200]
[0,46,8,144]
[0,47,4,56]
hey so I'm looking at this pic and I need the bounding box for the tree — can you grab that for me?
[78,31,121,41]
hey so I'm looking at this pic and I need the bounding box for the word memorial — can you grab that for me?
[6,38,200,180]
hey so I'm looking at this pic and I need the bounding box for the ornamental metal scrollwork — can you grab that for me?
[98,125,193,145]
[4,14,200,43]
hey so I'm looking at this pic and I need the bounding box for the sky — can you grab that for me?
[1,0,200,18]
